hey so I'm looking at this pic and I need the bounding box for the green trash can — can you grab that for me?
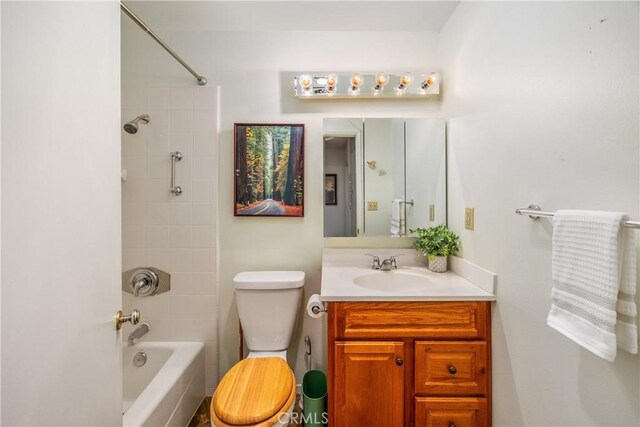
[302,370,327,426]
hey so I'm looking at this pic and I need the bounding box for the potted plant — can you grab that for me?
[410,225,460,272]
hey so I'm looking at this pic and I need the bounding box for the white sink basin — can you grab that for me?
[353,269,440,292]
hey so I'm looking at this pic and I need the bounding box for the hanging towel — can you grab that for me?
[547,210,637,361]
[391,199,405,237]
[616,229,638,354]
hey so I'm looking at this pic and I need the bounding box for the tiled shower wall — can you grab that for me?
[121,86,218,395]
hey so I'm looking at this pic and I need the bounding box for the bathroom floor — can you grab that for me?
[189,395,303,427]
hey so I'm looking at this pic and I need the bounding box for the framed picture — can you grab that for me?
[234,123,304,217]
[325,174,337,205]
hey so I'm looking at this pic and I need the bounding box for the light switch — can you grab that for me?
[429,204,435,221]
[367,201,378,211]
[465,207,474,230]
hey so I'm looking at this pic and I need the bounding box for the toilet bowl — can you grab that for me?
[211,271,304,427]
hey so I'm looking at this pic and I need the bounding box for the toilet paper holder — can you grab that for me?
[311,304,326,315]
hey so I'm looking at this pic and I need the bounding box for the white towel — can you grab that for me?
[390,199,405,237]
[547,210,638,361]
[616,229,638,354]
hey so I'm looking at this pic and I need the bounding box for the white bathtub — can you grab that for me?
[123,342,205,427]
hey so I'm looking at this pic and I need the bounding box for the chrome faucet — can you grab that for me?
[365,254,404,271]
[127,323,150,346]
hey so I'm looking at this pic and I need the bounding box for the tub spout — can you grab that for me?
[128,323,150,346]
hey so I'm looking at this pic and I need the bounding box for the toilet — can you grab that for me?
[211,271,305,427]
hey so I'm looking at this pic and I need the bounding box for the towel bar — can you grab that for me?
[516,204,640,229]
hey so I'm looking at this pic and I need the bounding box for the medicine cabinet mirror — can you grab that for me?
[323,117,446,237]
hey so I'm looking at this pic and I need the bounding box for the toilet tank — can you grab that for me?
[234,271,305,352]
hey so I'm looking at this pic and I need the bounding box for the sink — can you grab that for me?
[353,269,440,292]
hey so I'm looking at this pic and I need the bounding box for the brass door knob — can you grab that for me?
[115,309,140,330]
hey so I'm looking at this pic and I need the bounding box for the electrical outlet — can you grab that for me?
[367,201,378,211]
[429,204,435,221]
[465,207,474,230]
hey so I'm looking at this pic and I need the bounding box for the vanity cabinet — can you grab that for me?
[327,301,491,427]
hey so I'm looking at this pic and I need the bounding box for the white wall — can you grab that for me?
[324,146,348,237]
[2,2,122,425]
[441,2,639,425]
[120,85,219,395]
[364,118,395,235]
[121,27,442,384]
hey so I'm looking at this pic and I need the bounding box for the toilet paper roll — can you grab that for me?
[306,294,326,319]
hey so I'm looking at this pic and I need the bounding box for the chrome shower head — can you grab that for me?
[123,114,150,134]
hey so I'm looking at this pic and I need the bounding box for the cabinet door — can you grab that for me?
[415,397,487,427]
[334,341,405,427]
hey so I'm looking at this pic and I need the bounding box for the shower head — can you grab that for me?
[123,114,150,134]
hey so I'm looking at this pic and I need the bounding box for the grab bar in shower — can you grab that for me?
[170,151,183,196]
[515,204,640,229]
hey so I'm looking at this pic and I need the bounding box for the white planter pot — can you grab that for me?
[428,255,448,273]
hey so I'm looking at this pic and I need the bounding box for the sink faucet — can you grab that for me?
[127,323,150,346]
[365,254,404,271]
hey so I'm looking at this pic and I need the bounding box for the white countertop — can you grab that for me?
[320,248,496,302]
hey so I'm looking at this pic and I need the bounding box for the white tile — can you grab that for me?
[171,110,193,134]
[122,133,147,157]
[171,87,194,110]
[194,133,216,156]
[146,225,169,248]
[169,133,193,156]
[127,294,170,319]
[138,318,174,341]
[169,272,193,293]
[193,226,215,248]
[122,179,147,202]
[147,202,170,225]
[193,156,216,179]
[169,249,194,272]
[123,249,146,271]
[192,203,215,225]
[122,87,147,110]
[123,202,146,225]
[192,180,215,202]
[193,110,216,133]
[205,364,219,389]
[123,225,147,249]
[169,318,215,341]
[170,203,192,225]
[193,249,216,272]
[193,87,217,110]
[167,295,216,318]
[146,179,172,202]
[192,272,217,295]
[147,109,170,134]
[204,341,217,365]
[123,156,147,179]
[147,155,171,179]
[147,132,170,156]
[147,87,170,109]
[169,226,193,248]
[146,249,192,273]
[175,156,192,180]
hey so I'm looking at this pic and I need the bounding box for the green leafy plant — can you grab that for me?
[410,225,460,260]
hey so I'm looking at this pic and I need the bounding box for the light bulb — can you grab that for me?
[325,73,338,94]
[421,74,436,90]
[374,73,389,91]
[397,73,412,91]
[299,74,313,92]
[350,73,363,92]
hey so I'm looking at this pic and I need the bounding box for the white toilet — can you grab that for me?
[211,271,305,427]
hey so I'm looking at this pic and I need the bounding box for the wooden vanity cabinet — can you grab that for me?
[327,301,491,427]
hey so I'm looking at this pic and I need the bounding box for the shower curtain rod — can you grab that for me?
[120,2,207,86]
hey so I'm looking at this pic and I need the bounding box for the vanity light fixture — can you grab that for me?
[293,71,440,99]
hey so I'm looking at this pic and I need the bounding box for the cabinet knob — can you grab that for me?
[448,365,457,375]
[395,358,404,366]
[449,424,457,427]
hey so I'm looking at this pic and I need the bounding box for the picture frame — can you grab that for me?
[325,174,337,205]
[234,123,304,217]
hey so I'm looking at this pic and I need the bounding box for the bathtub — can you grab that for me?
[123,342,205,427]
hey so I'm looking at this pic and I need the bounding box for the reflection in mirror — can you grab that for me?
[323,118,446,237]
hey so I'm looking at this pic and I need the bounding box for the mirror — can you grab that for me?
[323,118,446,237]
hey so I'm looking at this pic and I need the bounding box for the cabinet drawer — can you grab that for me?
[415,341,487,396]
[330,302,489,339]
[415,397,487,427]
